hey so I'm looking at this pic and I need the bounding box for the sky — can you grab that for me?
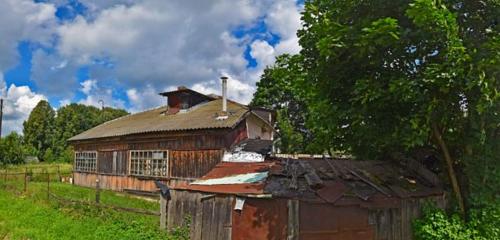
[0,0,303,135]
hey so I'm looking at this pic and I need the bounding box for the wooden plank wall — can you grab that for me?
[98,151,128,176]
[73,172,187,191]
[169,150,223,178]
[167,190,233,240]
[368,195,446,240]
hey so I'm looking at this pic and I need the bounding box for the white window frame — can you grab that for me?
[129,150,169,177]
[74,151,97,172]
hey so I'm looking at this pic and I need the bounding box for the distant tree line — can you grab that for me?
[0,100,128,165]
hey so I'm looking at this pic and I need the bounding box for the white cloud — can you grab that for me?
[126,85,165,112]
[80,79,97,95]
[0,0,56,71]
[1,0,304,115]
[78,79,126,109]
[191,74,255,104]
[53,0,263,91]
[265,0,302,55]
[0,72,47,135]
[250,40,276,71]
[58,99,71,107]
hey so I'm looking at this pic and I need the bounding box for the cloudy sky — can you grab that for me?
[0,0,303,134]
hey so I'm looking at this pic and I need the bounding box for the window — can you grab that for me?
[97,151,128,175]
[75,151,97,172]
[130,150,168,177]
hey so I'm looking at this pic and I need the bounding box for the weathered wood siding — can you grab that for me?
[169,150,223,179]
[73,172,187,191]
[369,195,446,240]
[97,151,128,175]
[167,190,233,240]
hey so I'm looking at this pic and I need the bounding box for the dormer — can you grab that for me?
[159,86,215,114]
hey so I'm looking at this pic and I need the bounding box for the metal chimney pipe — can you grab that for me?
[221,76,228,113]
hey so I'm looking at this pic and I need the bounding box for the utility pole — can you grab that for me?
[0,98,3,138]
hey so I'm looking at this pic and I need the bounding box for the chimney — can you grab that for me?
[221,76,228,113]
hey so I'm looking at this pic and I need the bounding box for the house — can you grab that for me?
[167,155,445,240]
[68,77,275,192]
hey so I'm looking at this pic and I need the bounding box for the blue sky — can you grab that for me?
[0,0,303,134]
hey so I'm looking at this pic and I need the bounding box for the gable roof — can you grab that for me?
[69,99,250,141]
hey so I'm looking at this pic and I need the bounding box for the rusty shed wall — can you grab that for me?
[299,202,375,240]
[232,198,288,240]
[163,192,445,240]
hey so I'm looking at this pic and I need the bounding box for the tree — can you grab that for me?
[23,100,55,161]
[296,0,499,213]
[251,55,319,153]
[0,132,26,165]
[52,103,128,162]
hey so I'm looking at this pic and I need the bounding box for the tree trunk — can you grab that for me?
[431,123,466,216]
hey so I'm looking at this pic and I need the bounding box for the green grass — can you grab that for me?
[2,163,73,174]
[0,165,188,240]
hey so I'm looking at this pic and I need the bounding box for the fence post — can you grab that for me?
[3,169,6,189]
[57,165,61,182]
[160,193,168,230]
[47,172,50,201]
[24,167,27,192]
[95,178,100,204]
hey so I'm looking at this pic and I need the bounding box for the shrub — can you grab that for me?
[414,204,500,240]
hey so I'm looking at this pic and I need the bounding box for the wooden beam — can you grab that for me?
[349,169,391,197]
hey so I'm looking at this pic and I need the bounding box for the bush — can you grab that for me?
[414,204,500,240]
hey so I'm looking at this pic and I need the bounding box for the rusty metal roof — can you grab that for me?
[175,157,443,205]
[174,162,275,195]
[69,99,249,141]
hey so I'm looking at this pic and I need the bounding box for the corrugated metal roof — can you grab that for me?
[69,99,249,141]
[174,162,275,195]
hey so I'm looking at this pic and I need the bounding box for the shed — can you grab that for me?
[167,156,445,240]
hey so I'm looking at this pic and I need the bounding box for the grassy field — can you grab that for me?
[0,165,188,240]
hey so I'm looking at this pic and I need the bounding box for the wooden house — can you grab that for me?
[68,80,274,192]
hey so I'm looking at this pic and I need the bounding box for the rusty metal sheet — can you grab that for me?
[173,162,274,195]
[299,202,375,240]
[232,198,287,240]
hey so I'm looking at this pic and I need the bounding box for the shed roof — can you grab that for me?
[69,99,249,141]
[175,157,443,205]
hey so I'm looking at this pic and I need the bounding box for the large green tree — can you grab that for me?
[252,0,499,213]
[251,55,317,153]
[296,0,499,212]
[53,104,128,162]
[23,100,55,161]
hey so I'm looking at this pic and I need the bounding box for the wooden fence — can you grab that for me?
[0,167,166,228]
